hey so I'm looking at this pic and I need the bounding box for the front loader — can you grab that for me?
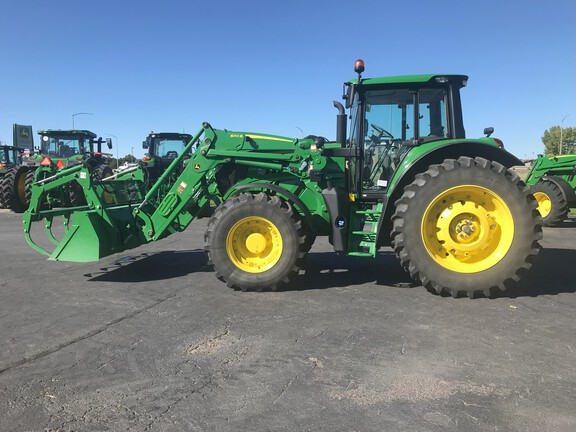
[22,60,542,298]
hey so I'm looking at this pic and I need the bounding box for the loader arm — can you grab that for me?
[134,123,220,241]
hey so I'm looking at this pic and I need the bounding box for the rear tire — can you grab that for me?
[530,180,568,226]
[0,166,29,212]
[205,192,307,291]
[93,164,113,180]
[24,169,36,209]
[391,156,542,298]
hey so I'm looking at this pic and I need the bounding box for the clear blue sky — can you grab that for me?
[1,0,574,160]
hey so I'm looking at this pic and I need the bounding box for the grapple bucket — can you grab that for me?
[22,164,148,262]
[43,210,130,262]
[22,125,211,262]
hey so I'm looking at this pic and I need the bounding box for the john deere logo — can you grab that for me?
[19,128,30,138]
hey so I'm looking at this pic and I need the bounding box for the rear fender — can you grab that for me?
[378,141,523,246]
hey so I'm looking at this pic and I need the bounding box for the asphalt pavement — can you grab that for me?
[1,209,575,432]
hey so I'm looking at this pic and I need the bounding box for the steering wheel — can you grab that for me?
[164,150,178,159]
[370,123,394,140]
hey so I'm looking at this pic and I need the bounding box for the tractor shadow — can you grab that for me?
[85,249,210,282]
[551,218,576,228]
[290,250,415,291]
[501,248,576,298]
[293,248,576,298]
[84,247,576,299]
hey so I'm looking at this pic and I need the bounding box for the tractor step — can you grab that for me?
[348,251,374,257]
[347,202,383,257]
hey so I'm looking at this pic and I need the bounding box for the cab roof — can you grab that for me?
[149,132,193,139]
[38,130,97,139]
[348,74,469,87]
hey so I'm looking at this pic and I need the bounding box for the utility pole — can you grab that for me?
[559,115,569,155]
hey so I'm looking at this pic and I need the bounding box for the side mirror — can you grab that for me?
[106,138,112,149]
[345,83,356,109]
[142,139,149,149]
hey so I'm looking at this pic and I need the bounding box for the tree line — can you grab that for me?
[107,154,137,169]
[542,125,576,156]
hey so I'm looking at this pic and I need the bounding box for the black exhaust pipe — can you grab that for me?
[333,101,347,148]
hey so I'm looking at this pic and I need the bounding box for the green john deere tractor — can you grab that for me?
[141,131,194,179]
[0,124,34,212]
[22,60,542,298]
[524,154,576,226]
[13,129,114,211]
[0,145,24,209]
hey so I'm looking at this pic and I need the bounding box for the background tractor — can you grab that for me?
[22,60,542,298]
[524,154,576,226]
[0,144,24,209]
[141,131,194,180]
[0,124,33,212]
[110,131,195,204]
[9,129,114,211]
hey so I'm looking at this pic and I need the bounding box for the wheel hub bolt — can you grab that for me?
[456,219,475,239]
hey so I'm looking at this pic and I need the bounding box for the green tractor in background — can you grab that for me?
[0,144,24,209]
[525,154,576,226]
[22,60,542,298]
[111,131,195,203]
[12,129,114,211]
[0,124,34,212]
[141,131,194,180]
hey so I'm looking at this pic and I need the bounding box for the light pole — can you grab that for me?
[105,134,118,168]
[72,112,93,129]
[559,114,569,155]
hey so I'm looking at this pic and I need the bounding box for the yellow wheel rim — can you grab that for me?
[421,185,514,273]
[17,171,27,204]
[533,191,551,218]
[226,216,283,273]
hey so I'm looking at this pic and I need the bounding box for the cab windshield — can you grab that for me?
[153,138,192,158]
[365,88,448,142]
[41,136,90,158]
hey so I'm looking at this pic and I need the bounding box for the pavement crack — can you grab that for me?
[273,375,297,404]
[186,321,231,354]
[0,292,177,376]
[143,377,214,431]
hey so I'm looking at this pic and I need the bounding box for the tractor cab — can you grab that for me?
[0,145,23,170]
[342,61,468,199]
[37,130,111,159]
[141,132,194,179]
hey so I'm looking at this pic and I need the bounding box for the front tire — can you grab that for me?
[205,192,307,291]
[392,157,542,298]
[530,180,568,226]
